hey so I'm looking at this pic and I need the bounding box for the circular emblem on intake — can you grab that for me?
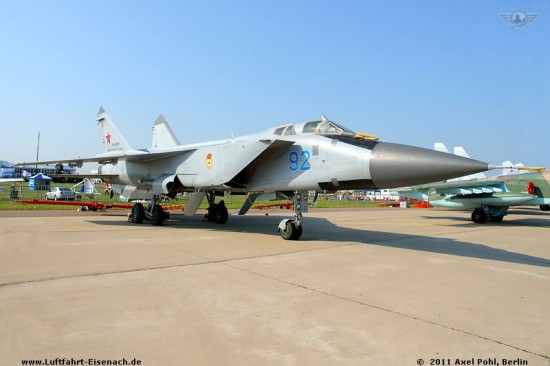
[206,153,213,169]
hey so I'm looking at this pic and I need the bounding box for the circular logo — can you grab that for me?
[510,9,528,27]
[206,153,213,169]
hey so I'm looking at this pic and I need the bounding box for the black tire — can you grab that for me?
[489,215,504,223]
[471,209,488,224]
[54,196,58,201]
[131,203,145,224]
[215,200,228,224]
[280,222,303,240]
[150,204,165,226]
[540,205,550,212]
[292,224,303,240]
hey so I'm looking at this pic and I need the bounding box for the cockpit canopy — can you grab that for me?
[272,116,379,140]
[273,116,357,138]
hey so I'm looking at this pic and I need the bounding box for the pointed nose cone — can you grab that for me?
[370,142,490,188]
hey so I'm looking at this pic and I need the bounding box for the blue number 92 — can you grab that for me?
[289,150,311,172]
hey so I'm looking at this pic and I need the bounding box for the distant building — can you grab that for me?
[0,160,76,180]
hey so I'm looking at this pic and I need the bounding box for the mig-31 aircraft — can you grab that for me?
[18,107,492,240]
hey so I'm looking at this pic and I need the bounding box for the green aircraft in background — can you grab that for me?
[393,144,550,224]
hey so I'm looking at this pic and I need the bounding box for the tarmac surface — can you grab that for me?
[1,207,549,366]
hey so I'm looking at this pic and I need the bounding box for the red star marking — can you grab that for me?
[105,132,111,144]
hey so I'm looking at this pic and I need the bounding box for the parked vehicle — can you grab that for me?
[45,186,75,201]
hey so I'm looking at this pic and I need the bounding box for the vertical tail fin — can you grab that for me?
[434,143,449,153]
[502,161,517,175]
[151,114,180,149]
[501,161,528,176]
[435,143,486,181]
[453,146,470,158]
[453,147,486,180]
[96,107,133,153]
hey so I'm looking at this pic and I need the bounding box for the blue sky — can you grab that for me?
[1,1,549,169]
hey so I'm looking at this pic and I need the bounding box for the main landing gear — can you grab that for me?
[278,191,308,240]
[471,206,508,224]
[203,191,228,224]
[130,191,229,226]
[130,195,169,226]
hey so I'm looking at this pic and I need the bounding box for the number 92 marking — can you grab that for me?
[289,150,311,172]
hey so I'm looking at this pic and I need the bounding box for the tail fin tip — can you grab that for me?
[96,107,132,152]
[155,114,167,126]
[151,114,180,148]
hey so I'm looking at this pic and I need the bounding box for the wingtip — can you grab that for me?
[98,106,105,115]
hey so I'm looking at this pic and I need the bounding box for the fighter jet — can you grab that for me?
[392,145,549,223]
[399,170,550,223]
[17,107,492,239]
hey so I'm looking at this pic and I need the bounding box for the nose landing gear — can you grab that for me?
[278,191,308,240]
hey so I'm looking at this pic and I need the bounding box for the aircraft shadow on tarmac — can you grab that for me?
[420,210,550,228]
[89,213,550,268]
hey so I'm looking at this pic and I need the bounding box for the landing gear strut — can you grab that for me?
[203,191,228,224]
[130,195,169,226]
[278,191,307,240]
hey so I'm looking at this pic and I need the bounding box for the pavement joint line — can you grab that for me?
[222,262,550,361]
[0,243,357,288]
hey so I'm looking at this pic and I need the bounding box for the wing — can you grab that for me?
[419,178,537,207]
[49,173,119,180]
[443,192,536,206]
[500,14,511,23]
[393,179,507,202]
[15,147,197,167]
[224,140,295,188]
[426,179,507,195]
